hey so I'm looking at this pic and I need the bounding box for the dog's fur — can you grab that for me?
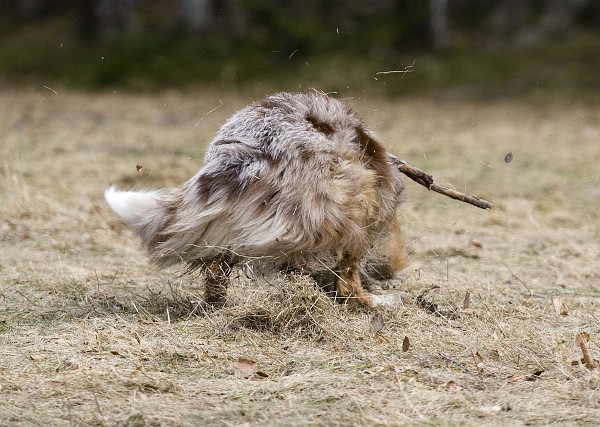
[105,92,406,308]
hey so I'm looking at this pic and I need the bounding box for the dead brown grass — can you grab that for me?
[1,88,600,426]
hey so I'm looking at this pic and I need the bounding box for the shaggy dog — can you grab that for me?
[105,92,406,308]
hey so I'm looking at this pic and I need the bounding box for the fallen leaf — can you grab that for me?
[507,374,525,382]
[370,311,384,336]
[470,240,483,249]
[438,352,470,373]
[575,332,598,370]
[63,360,80,371]
[402,336,410,352]
[463,291,471,310]
[444,380,461,391]
[507,369,544,382]
[233,357,258,377]
[490,348,502,359]
[527,370,544,380]
[416,294,458,319]
[29,354,47,361]
[130,365,143,376]
[552,296,569,316]
[551,296,562,316]
[572,358,600,368]
[473,351,485,373]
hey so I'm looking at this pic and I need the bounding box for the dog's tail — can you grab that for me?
[105,185,164,229]
[104,186,175,252]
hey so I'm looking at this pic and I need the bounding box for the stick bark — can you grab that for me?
[389,155,492,210]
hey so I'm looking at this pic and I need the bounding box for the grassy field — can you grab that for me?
[1,88,599,426]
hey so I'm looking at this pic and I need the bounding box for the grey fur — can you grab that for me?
[105,92,405,307]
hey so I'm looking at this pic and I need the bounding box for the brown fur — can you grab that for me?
[105,92,407,308]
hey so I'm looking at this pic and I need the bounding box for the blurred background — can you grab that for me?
[1,0,599,98]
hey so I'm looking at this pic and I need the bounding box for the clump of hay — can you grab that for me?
[115,270,358,341]
[94,271,351,342]
[222,273,348,340]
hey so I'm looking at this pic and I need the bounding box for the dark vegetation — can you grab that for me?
[1,0,600,97]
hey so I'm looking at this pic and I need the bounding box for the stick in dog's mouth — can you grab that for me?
[388,154,492,210]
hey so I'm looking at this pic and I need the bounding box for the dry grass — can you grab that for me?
[1,88,600,426]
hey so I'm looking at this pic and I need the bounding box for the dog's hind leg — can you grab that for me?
[203,259,232,308]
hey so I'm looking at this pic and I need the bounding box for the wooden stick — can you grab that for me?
[389,155,492,210]
[576,332,598,370]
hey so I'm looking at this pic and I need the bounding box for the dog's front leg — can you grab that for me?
[335,253,374,308]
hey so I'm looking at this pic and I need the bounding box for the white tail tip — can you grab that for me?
[104,185,161,227]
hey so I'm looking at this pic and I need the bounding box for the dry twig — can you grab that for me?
[575,332,598,370]
[390,156,492,210]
